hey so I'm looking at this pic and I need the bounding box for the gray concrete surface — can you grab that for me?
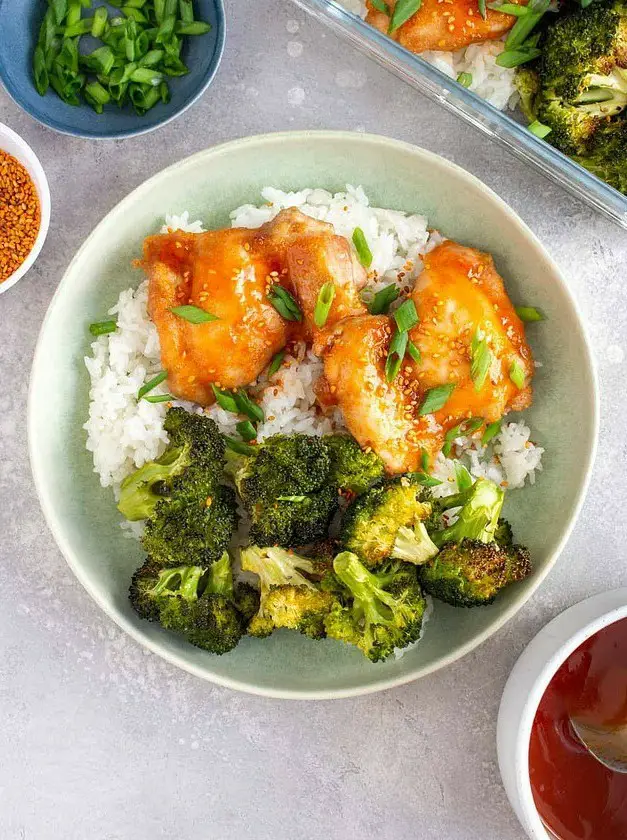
[1,1,625,838]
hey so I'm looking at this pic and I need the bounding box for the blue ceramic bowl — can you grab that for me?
[0,0,225,139]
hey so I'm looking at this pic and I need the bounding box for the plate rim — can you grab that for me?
[27,130,600,699]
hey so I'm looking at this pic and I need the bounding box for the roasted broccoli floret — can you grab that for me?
[516,66,541,123]
[324,552,427,662]
[418,538,532,607]
[240,545,336,638]
[529,0,627,159]
[142,484,238,568]
[324,434,385,496]
[129,552,249,654]
[118,407,226,521]
[339,478,434,567]
[573,115,627,192]
[494,518,514,548]
[230,434,338,546]
[429,478,504,548]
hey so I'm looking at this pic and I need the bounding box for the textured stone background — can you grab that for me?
[1,1,625,838]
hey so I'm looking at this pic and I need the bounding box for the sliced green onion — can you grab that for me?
[470,331,492,392]
[389,0,422,33]
[139,48,165,67]
[143,393,174,403]
[89,319,117,336]
[352,227,373,269]
[385,329,408,382]
[51,0,69,26]
[368,283,399,315]
[211,385,239,414]
[370,0,390,11]
[179,0,194,23]
[33,47,49,95]
[407,340,422,364]
[83,45,115,74]
[528,120,552,139]
[445,417,484,444]
[130,66,163,84]
[505,0,549,48]
[122,6,149,22]
[225,436,257,456]
[268,284,302,322]
[175,21,211,35]
[138,370,168,400]
[420,449,429,472]
[488,2,530,14]
[495,46,542,68]
[169,305,219,324]
[478,0,487,19]
[234,390,265,424]
[482,420,502,445]
[268,350,285,377]
[314,282,336,328]
[455,462,474,491]
[91,6,108,36]
[277,495,308,502]
[64,17,95,36]
[84,80,110,113]
[394,299,419,332]
[457,72,472,88]
[510,359,526,389]
[515,305,545,322]
[411,472,443,487]
[418,383,455,416]
[236,420,257,442]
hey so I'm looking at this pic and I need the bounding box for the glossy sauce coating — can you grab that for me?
[529,617,627,840]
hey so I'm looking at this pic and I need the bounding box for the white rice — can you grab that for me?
[83,186,543,528]
[339,0,519,111]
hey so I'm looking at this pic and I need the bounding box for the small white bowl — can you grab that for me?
[497,588,627,840]
[0,123,51,295]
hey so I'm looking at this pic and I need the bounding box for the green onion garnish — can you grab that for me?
[411,472,443,487]
[143,393,174,404]
[420,449,429,472]
[488,2,530,14]
[138,370,168,400]
[478,0,487,19]
[224,436,257,456]
[470,331,492,392]
[234,390,265,424]
[170,305,219,324]
[211,384,239,414]
[268,284,302,322]
[495,46,542,68]
[528,120,552,139]
[389,0,423,33]
[445,417,484,447]
[368,283,399,315]
[236,420,257,442]
[314,282,336,328]
[385,329,408,382]
[370,0,390,12]
[352,227,373,269]
[418,383,456,416]
[394,299,419,333]
[455,461,474,491]
[89,319,117,336]
[268,350,285,377]
[277,495,308,502]
[481,420,502,445]
[407,340,422,364]
[515,305,545,322]
[510,359,526,389]
[457,72,472,88]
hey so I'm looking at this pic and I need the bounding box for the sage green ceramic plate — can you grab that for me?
[28,132,598,699]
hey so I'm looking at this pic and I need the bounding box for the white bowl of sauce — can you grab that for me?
[497,589,627,840]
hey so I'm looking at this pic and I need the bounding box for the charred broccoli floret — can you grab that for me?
[230,434,338,546]
[573,114,627,192]
[324,434,385,496]
[339,478,435,567]
[323,552,427,662]
[118,407,226,521]
[527,0,627,160]
[142,484,238,568]
[418,538,532,607]
[240,545,336,638]
[129,552,249,654]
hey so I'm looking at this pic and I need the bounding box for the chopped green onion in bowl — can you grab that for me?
[314,282,336,328]
[352,227,373,268]
[89,319,117,336]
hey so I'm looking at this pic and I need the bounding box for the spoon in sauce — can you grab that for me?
[569,718,627,774]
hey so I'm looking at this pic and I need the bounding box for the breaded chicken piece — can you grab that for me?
[287,234,367,353]
[408,240,533,431]
[320,315,442,473]
[366,0,522,53]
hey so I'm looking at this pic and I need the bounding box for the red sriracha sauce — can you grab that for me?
[529,616,627,840]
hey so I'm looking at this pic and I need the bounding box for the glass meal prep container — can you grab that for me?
[291,0,627,229]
